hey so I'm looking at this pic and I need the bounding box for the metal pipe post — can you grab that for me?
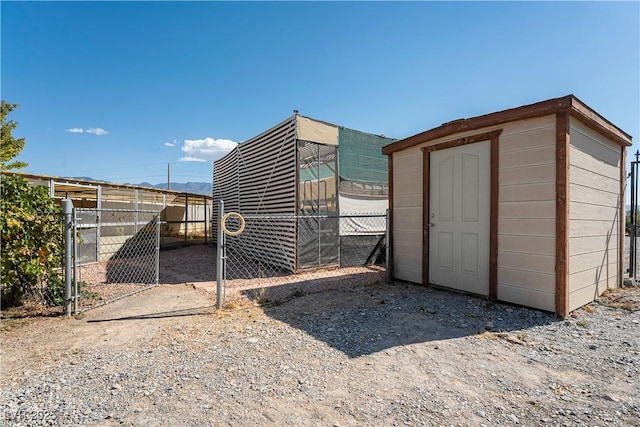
[184,194,189,246]
[633,163,636,278]
[204,198,208,244]
[62,199,73,316]
[73,209,78,314]
[216,200,225,309]
[629,155,640,281]
[385,208,391,285]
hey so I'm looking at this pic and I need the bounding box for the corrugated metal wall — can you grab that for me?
[213,116,297,215]
[213,116,298,272]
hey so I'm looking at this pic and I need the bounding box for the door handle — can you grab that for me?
[428,222,435,227]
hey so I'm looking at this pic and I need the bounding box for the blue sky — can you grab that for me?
[2,1,638,187]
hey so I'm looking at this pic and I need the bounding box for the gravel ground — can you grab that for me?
[1,282,639,427]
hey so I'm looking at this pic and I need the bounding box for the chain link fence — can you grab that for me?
[74,209,159,311]
[218,211,388,307]
[3,207,160,313]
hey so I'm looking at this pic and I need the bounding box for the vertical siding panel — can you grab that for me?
[556,113,570,317]
[388,154,394,279]
[422,150,430,286]
[391,148,423,282]
[490,134,499,300]
[497,115,557,312]
[568,118,623,311]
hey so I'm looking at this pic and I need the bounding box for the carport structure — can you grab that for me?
[5,172,213,248]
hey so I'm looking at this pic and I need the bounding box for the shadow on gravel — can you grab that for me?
[158,246,217,285]
[260,278,559,358]
[86,306,214,323]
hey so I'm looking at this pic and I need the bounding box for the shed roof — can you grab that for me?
[382,95,632,155]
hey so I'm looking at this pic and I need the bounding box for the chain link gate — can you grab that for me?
[67,207,160,313]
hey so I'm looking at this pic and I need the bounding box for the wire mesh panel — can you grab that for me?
[221,213,387,307]
[75,208,159,309]
[225,215,297,279]
[338,215,387,267]
[76,209,99,265]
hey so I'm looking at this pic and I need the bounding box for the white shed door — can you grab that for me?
[428,141,490,295]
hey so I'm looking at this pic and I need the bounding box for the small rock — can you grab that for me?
[507,413,519,424]
[589,344,598,350]
[485,322,494,330]
[110,384,122,391]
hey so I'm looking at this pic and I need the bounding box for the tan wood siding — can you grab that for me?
[390,115,560,309]
[497,285,555,311]
[497,115,556,311]
[391,148,423,283]
[568,118,621,312]
[387,97,630,315]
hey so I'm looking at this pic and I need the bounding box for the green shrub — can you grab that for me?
[0,174,64,307]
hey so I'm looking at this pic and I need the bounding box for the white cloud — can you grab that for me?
[181,137,238,160]
[65,127,108,135]
[165,142,176,147]
[179,156,207,162]
[86,127,108,136]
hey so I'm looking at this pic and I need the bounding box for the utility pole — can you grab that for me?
[167,163,171,191]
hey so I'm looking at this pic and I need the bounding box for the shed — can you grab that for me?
[213,113,396,273]
[382,95,632,317]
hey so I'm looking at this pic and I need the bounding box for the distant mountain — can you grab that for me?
[137,181,212,195]
[67,177,212,196]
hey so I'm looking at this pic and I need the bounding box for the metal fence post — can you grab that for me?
[63,199,73,316]
[216,200,225,309]
[73,208,78,314]
[385,208,391,285]
[155,214,160,285]
[632,154,640,279]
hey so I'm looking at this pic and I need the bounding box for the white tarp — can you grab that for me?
[339,194,387,235]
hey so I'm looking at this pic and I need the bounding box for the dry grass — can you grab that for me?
[0,317,33,332]
[599,288,640,312]
[1,300,63,322]
[576,319,590,328]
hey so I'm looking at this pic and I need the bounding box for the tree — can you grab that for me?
[0,175,64,307]
[1,101,28,170]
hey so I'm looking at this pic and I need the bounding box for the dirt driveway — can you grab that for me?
[2,282,639,426]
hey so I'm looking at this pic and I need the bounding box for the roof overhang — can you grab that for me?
[382,95,632,155]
